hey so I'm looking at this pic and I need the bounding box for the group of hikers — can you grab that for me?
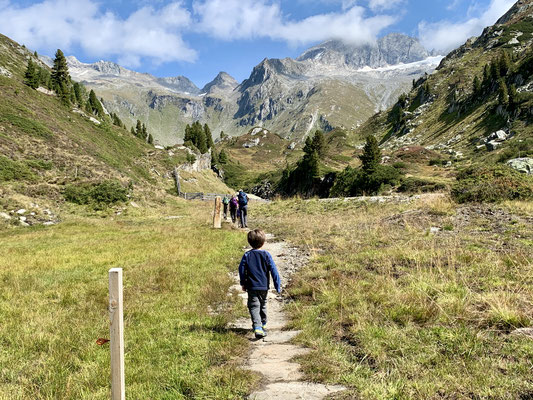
[222,189,249,228]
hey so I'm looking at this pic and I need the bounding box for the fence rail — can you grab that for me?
[179,192,231,201]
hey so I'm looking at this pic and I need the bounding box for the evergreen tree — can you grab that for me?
[311,130,326,158]
[135,120,142,138]
[58,82,71,106]
[218,149,228,164]
[490,61,500,81]
[88,89,104,117]
[359,135,381,173]
[498,79,509,106]
[142,123,147,140]
[499,52,511,77]
[147,134,154,145]
[204,123,214,149]
[303,136,314,155]
[51,49,70,92]
[72,82,83,106]
[184,124,192,143]
[482,64,491,87]
[508,84,519,111]
[196,123,208,153]
[130,127,136,136]
[33,51,38,57]
[473,76,482,96]
[24,59,39,89]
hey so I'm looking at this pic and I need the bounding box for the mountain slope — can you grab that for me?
[0,33,231,218]
[51,33,440,146]
[359,0,533,162]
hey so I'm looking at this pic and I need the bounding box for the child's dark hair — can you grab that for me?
[248,229,266,249]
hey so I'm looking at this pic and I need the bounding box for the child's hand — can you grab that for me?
[241,286,247,292]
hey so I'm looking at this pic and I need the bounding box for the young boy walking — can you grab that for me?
[239,229,281,338]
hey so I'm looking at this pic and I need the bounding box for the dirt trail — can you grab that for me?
[229,234,345,400]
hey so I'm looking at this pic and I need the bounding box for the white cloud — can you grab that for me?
[418,0,515,52]
[368,0,405,11]
[192,0,396,46]
[0,0,196,67]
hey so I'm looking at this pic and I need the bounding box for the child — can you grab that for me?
[238,229,281,338]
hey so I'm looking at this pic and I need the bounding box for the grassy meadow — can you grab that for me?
[254,196,533,399]
[0,199,256,399]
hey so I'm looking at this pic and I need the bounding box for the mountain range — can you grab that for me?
[42,33,442,146]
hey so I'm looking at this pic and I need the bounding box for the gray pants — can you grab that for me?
[247,290,268,329]
[240,205,248,228]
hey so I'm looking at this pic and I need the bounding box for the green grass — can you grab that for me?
[0,155,36,182]
[254,197,533,399]
[0,201,255,399]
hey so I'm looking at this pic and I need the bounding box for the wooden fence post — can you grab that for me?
[173,167,181,196]
[213,196,222,228]
[109,268,125,400]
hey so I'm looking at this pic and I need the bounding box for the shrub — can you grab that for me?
[451,165,533,203]
[0,155,36,182]
[64,180,129,206]
[331,165,401,197]
[398,177,447,194]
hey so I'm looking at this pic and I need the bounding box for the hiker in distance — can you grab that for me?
[222,195,230,220]
[238,189,249,228]
[239,229,281,339]
[229,194,238,224]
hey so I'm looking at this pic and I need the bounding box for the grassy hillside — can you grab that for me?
[0,33,232,216]
[359,2,533,164]
[255,196,533,399]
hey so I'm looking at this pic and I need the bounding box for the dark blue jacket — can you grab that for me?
[239,249,281,292]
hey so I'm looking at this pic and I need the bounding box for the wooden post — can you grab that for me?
[173,167,181,196]
[213,196,222,228]
[109,268,125,400]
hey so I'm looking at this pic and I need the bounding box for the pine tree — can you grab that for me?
[135,120,142,138]
[72,82,83,106]
[218,149,228,164]
[482,64,491,87]
[499,52,511,77]
[51,49,70,92]
[498,79,509,106]
[359,135,381,173]
[142,123,147,141]
[303,136,314,155]
[473,76,482,97]
[508,84,518,111]
[147,134,154,145]
[490,61,500,81]
[204,123,214,149]
[88,90,104,116]
[130,127,136,136]
[311,130,326,158]
[196,121,208,153]
[24,59,39,89]
[58,82,71,106]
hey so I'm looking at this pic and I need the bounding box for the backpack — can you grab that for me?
[222,197,230,205]
[230,198,238,208]
[239,192,248,206]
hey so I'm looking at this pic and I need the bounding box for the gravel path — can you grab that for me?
[229,234,345,399]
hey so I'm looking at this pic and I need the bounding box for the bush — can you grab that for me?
[64,180,129,206]
[451,165,533,203]
[398,177,447,194]
[331,165,402,197]
[0,155,36,182]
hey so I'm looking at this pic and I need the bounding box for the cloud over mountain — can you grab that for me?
[418,0,515,52]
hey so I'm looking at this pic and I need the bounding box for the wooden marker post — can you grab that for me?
[109,268,125,400]
[213,196,222,228]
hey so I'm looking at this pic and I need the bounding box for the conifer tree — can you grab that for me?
[499,52,511,77]
[359,135,381,173]
[195,121,208,153]
[218,149,228,164]
[508,84,518,111]
[473,76,482,96]
[147,134,154,145]
[204,123,214,149]
[131,127,136,136]
[88,89,104,116]
[24,59,39,89]
[135,120,142,138]
[51,49,70,92]
[142,123,147,140]
[72,82,83,106]
[498,79,509,106]
[311,130,326,158]
[58,82,71,106]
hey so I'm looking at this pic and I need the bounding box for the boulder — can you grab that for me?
[488,130,508,141]
[506,158,533,175]
[485,140,502,151]
[511,327,533,339]
[0,212,10,220]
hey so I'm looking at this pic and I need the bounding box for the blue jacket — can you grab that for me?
[239,249,281,292]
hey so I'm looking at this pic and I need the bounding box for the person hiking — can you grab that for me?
[229,195,238,224]
[239,229,281,338]
[222,195,230,220]
[238,189,249,228]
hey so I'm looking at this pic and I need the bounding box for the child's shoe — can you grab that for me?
[262,324,267,337]
[254,327,265,339]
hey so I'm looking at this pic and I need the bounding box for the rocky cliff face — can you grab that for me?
[54,33,440,145]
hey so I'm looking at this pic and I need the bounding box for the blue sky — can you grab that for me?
[0,0,516,87]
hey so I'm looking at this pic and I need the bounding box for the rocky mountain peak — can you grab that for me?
[298,33,431,69]
[201,71,238,94]
[157,76,200,94]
